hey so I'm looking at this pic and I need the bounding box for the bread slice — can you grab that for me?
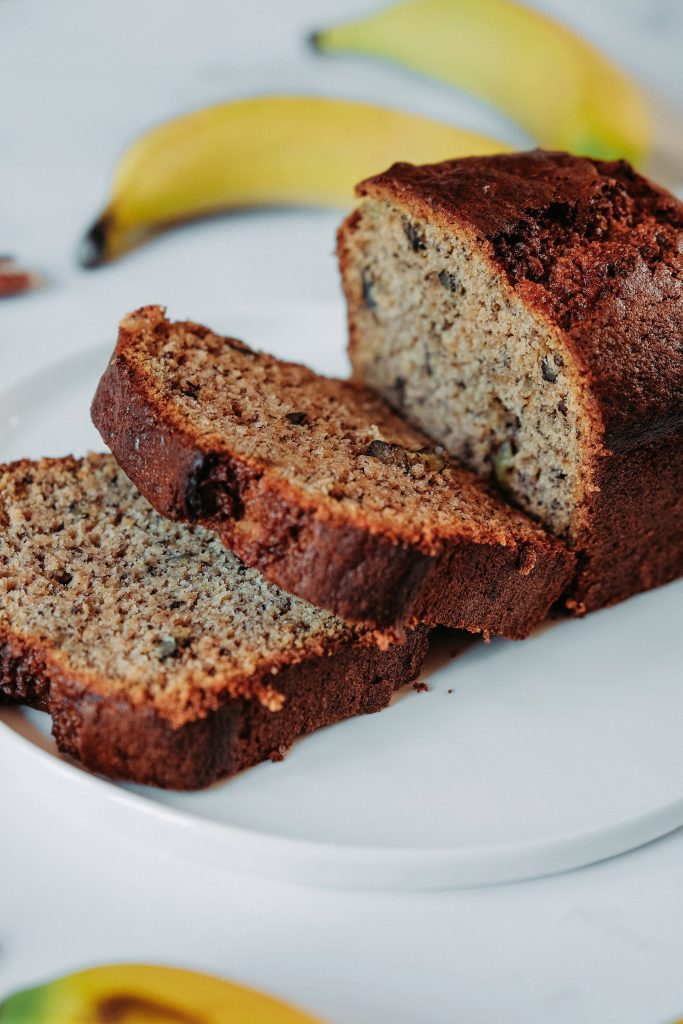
[91,306,574,639]
[0,455,428,789]
[338,150,683,613]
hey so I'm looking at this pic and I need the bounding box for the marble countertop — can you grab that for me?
[1,1,682,1021]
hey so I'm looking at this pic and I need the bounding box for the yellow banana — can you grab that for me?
[312,0,651,166]
[0,963,323,1023]
[80,95,505,265]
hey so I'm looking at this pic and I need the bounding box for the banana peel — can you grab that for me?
[80,95,506,266]
[312,0,651,166]
[0,963,323,1023]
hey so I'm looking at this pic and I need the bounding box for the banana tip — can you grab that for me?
[78,215,109,269]
[307,29,323,51]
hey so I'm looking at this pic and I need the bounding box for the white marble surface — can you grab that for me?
[1,1,683,1021]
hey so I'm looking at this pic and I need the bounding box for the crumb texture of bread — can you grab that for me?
[0,455,428,787]
[91,306,575,637]
[341,197,591,537]
[339,150,683,612]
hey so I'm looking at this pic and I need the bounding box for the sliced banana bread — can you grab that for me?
[91,307,574,639]
[339,150,683,613]
[0,455,428,789]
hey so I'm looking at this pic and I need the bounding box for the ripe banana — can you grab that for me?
[312,0,651,166]
[0,963,323,1023]
[81,95,505,266]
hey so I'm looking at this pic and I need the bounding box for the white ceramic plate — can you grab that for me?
[1,304,682,890]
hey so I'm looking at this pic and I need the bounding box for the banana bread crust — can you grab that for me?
[0,626,428,789]
[91,307,574,638]
[348,151,683,612]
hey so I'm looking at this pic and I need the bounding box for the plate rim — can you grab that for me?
[4,703,683,891]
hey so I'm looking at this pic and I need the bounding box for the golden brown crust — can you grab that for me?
[566,428,683,612]
[0,626,429,789]
[91,307,574,637]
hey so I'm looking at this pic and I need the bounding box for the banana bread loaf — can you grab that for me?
[0,455,428,789]
[91,306,574,639]
[338,150,683,612]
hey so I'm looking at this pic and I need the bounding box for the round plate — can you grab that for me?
[1,305,682,890]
